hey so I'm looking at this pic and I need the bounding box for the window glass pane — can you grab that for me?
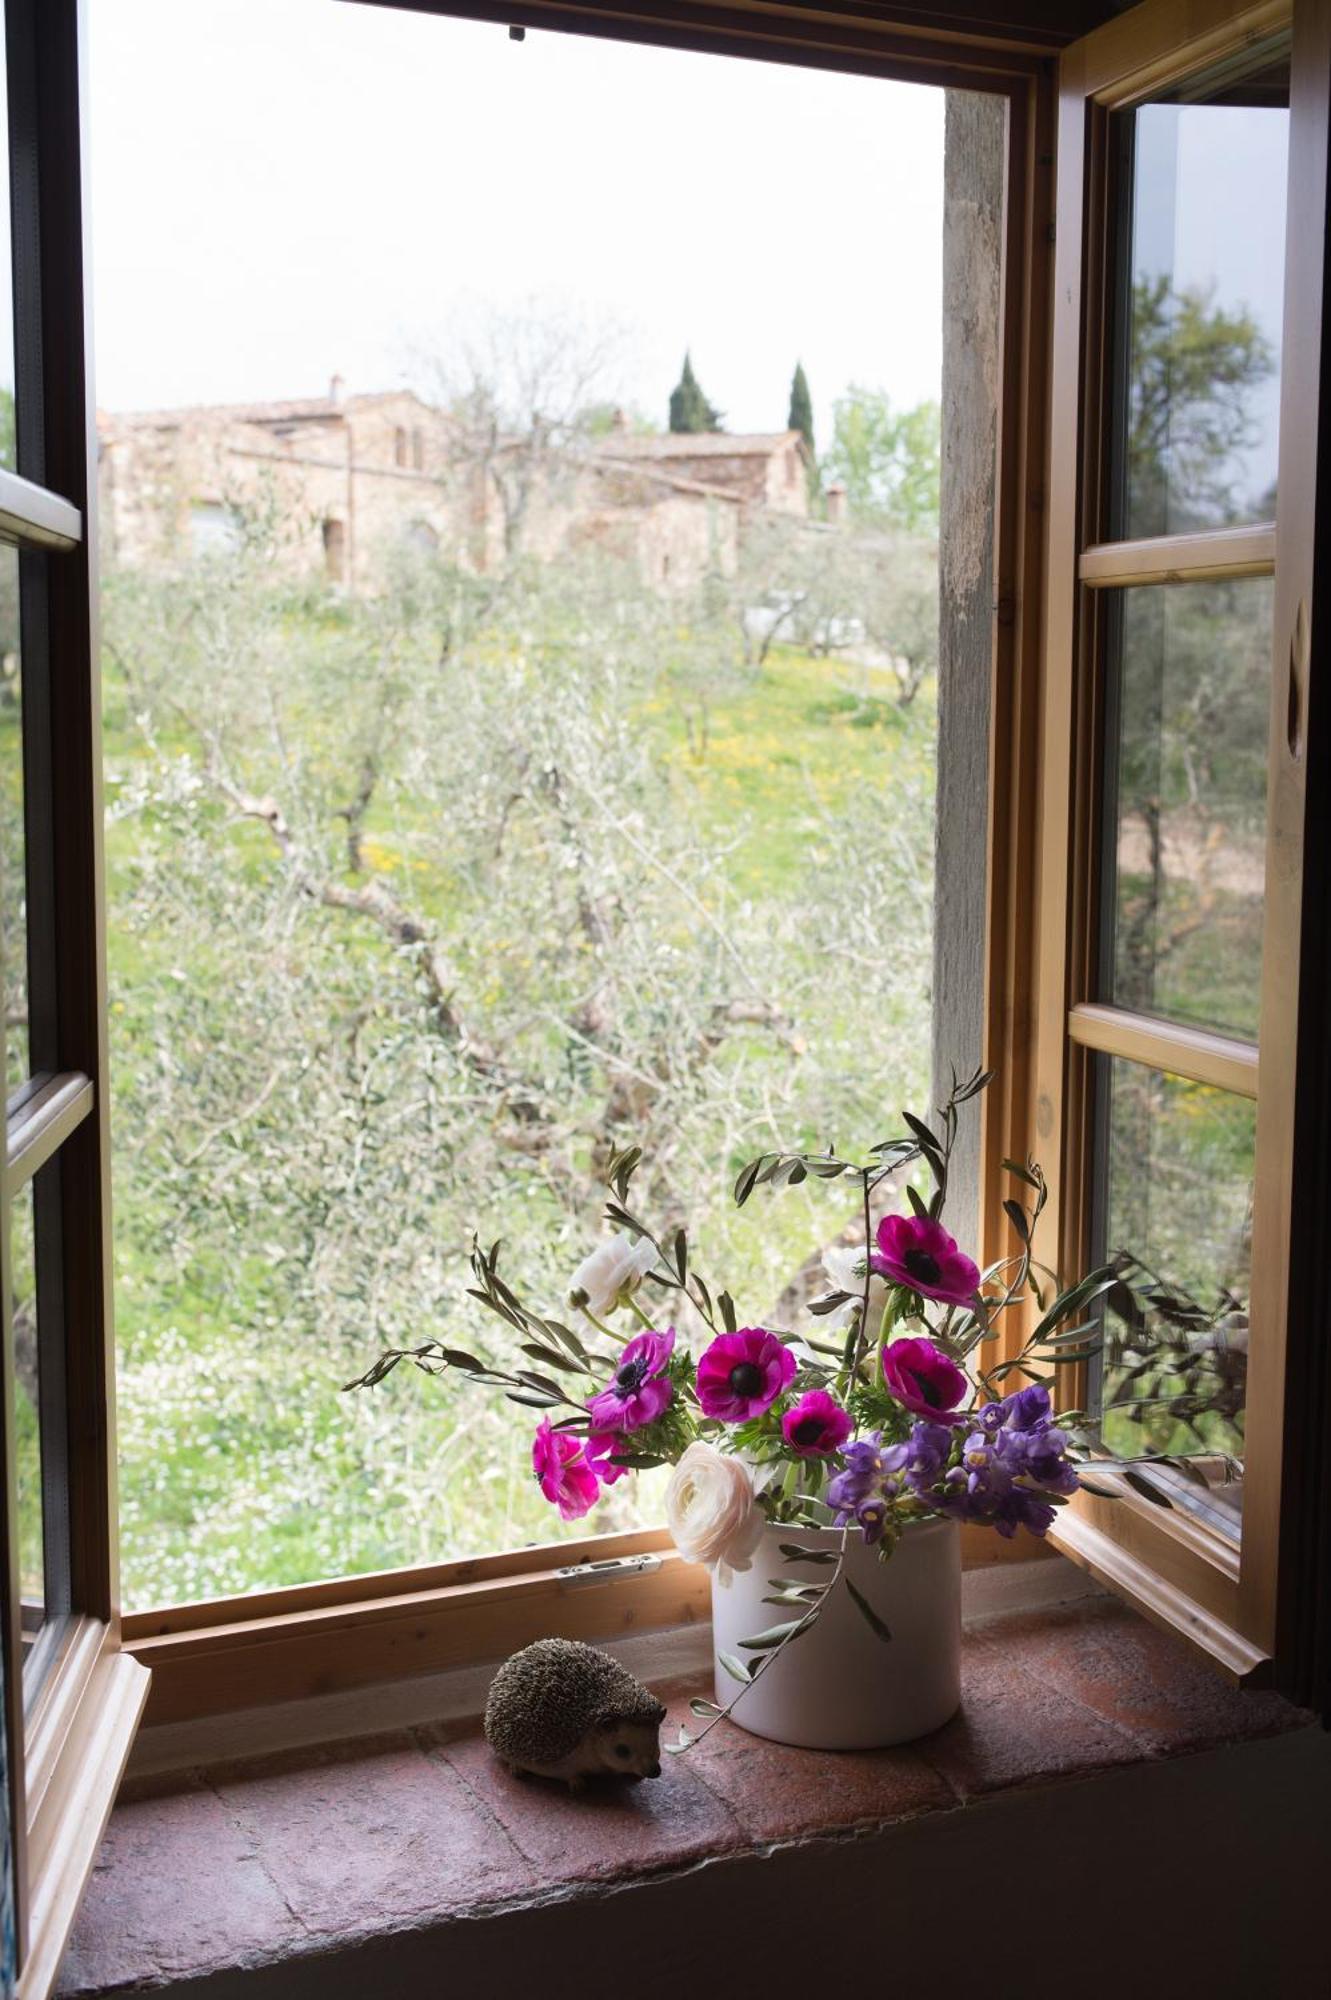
[11,1177,43,1649]
[1114,54,1289,540]
[0,544,24,1093]
[1095,1059,1251,1539]
[1103,576,1270,1040]
[12,1160,72,1693]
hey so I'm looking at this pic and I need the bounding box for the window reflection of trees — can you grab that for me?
[1124,274,1275,539]
[1111,576,1271,1040]
[1100,1068,1251,1467]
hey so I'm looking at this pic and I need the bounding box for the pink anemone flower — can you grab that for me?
[781,1388,853,1458]
[584,1431,630,1486]
[696,1327,797,1422]
[881,1336,968,1423]
[586,1327,675,1434]
[532,1417,601,1519]
[871,1212,981,1308]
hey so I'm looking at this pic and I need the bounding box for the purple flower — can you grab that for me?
[881,1336,968,1421]
[872,1213,981,1307]
[827,1434,910,1544]
[909,1386,1081,1539]
[695,1327,797,1422]
[903,1417,952,1490]
[586,1327,676,1434]
[781,1389,853,1458]
[532,1418,600,1521]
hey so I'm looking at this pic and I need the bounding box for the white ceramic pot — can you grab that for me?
[710,1515,961,1749]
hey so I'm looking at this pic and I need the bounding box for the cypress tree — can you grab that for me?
[788,361,814,456]
[669,353,721,434]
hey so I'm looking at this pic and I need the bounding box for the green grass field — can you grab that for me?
[97,617,938,1609]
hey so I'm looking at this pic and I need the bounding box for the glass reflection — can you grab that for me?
[12,1179,43,1646]
[1105,576,1270,1040]
[1097,1062,1251,1494]
[1117,77,1288,539]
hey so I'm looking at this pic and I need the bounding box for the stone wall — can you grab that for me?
[98,394,749,594]
[934,87,1005,1237]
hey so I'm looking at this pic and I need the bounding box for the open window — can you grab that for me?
[1029,0,1331,1688]
[3,0,1331,1984]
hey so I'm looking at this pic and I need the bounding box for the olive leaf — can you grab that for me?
[845,1576,893,1642]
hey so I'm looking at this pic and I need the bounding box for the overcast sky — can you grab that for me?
[80,0,945,441]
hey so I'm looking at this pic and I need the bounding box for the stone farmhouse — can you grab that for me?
[96,380,813,595]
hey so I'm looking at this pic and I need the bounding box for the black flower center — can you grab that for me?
[728,1361,765,1399]
[906,1365,943,1409]
[903,1248,942,1287]
[615,1357,650,1394]
[791,1416,825,1447]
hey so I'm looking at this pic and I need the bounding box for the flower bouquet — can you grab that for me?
[350,1068,1112,1750]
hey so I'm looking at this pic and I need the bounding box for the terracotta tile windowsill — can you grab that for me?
[58,1597,1312,1997]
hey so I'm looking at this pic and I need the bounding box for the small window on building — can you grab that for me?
[411,427,424,470]
[406,518,438,555]
[323,516,347,584]
[394,426,408,467]
[189,501,241,558]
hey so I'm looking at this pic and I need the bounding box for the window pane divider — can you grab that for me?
[4,1071,93,1193]
[0,468,80,553]
[1079,523,1276,587]
[1067,1003,1258,1096]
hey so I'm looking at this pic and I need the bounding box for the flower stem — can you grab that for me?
[676,1527,851,1752]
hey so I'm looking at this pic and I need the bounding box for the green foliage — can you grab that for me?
[823,389,940,536]
[0,387,14,471]
[102,528,935,1606]
[668,351,722,434]
[578,401,659,440]
[787,361,814,456]
[1126,275,1274,536]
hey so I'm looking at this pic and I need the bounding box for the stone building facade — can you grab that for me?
[96,381,809,595]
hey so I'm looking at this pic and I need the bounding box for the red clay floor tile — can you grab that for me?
[211,1732,528,1936]
[436,1720,747,1882]
[981,1597,1300,1754]
[663,1689,958,1840]
[56,1775,307,1994]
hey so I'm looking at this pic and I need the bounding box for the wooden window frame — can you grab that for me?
[17,0,1322,1773]
[0,1,152,1992]
[1030,0,1329,1685]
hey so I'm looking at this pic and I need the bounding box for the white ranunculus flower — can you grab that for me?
[821,1243,889,1331]
[568,1231,657,1318]
[666,1442,765,1584]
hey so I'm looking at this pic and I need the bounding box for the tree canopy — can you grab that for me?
[787,362,814,456]
[823,390,940,537]
[1125,275,1274,536]
[669,352,722,434]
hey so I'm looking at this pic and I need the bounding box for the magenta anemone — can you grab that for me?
[695,1327,797,1422]
[585,1431,630,1486]
[586,1327,675,1434]
[781,1388,854,1458]
[871,1213,981,1308]
[881,1336,969,1421]
[532,1418,600,1519]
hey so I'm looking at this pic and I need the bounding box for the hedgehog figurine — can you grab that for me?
[483,1638,666,1789]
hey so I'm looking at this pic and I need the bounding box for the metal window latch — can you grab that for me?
[556,1555,662,1587]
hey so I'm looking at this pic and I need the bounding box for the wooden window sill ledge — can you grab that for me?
[57,1597,1317,1998]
